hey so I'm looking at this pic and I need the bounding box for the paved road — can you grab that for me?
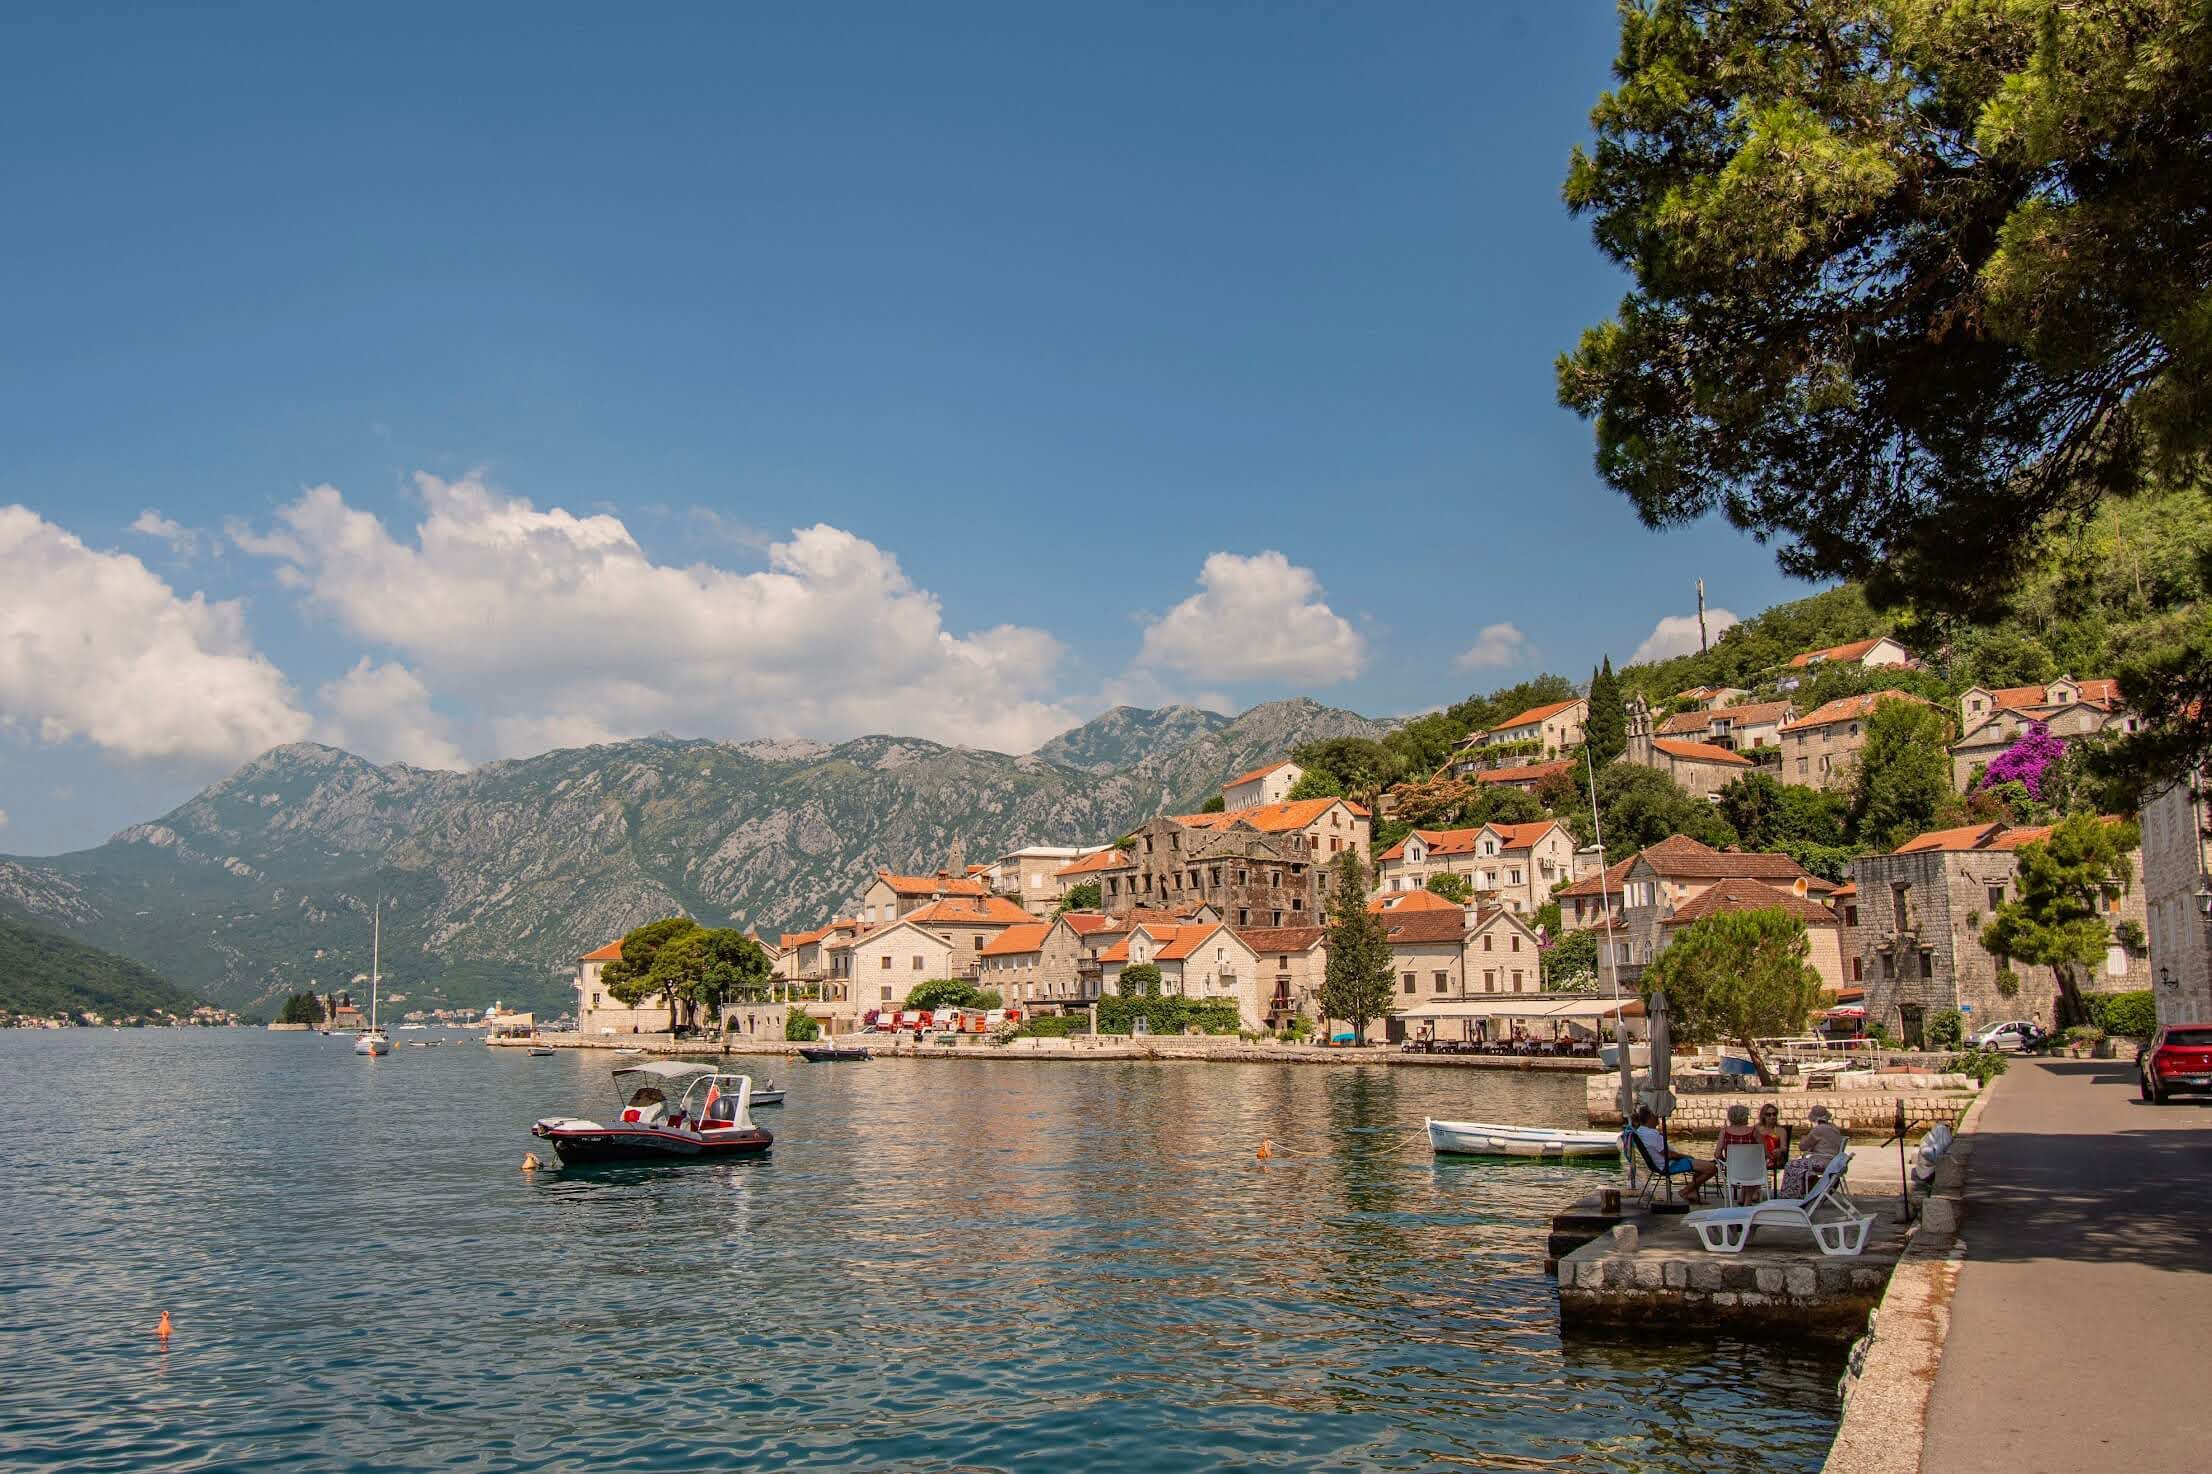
[1921,1057,2212,1471]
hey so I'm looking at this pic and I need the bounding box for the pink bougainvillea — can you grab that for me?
[1977,721,2065,798]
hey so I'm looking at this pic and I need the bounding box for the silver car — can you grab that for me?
[1968,1019,2042,1052]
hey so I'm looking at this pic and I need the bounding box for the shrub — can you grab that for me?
[905,979,984,1012]
[1014,1014,1084,1038]
[2088,990,2157,1040]
[1945,1048,2010,1085]
[1925,1009,1965,1049]
[1279,1014,1315,1043]
[784,1011,821,1042]
[1096,994,1241,1036]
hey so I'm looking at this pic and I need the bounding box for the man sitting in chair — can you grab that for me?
[1629,1105,1716,1200]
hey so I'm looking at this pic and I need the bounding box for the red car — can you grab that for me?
[2138,1024,2212,1104]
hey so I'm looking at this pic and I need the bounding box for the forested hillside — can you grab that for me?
[0,911,205,1021]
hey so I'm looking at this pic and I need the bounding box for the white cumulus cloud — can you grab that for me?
[0,505,310,766]
[128,508,205,559]
[317,659,469,771]
[1628,608,1740,666]
[1455,622,1529,671]
[235,473,1081,757]
[1134,551,1365,685]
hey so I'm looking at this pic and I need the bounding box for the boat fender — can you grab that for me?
[521,1152,541,1172]
[1255,1138,1273,1160]
[156,1311,172,1341]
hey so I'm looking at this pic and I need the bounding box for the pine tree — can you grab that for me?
[1318,852,1395,1044]
[1586,656,1626,766]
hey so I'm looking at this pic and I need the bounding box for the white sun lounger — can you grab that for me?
[1684,1152,1874,1256]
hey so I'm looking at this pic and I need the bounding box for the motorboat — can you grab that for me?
[532,1062,773,1165]
[528,1047,556,1057]
[353,905,392,1057]
[749,1079,786,1107]
[1426,1117,1623,1160]
[798,1045,870,1062]
[613,1047,647,1056]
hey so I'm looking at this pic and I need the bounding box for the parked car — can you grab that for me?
[1968,1019,2045,1052]
[2138,1024,2212,1104]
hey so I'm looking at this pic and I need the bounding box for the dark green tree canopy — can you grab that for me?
[1319,851,1395,1042]
[1982,814,2140,1023]
[1562,1,2212,618]
[1585,657,1626,767]
[1848,698,1957,853]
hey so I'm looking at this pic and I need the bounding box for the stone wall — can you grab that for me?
[1586,1073,1977,1131]
[1558,1223,1892,1341]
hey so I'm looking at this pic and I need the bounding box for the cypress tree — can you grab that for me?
[1586,656,1626,766]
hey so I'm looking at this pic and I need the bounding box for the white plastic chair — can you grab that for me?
[1722,1143,1770,1206]
[1685,1152,1873,1256]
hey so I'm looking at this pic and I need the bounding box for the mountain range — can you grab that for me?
[0,699,1386,1015]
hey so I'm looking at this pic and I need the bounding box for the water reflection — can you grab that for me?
[0,1034,1840,1472]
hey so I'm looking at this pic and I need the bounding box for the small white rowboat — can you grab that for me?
[1426,1117,1622,1160]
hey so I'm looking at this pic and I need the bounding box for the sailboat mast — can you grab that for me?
[371,901,381,1031]
[1584,744,1631,1111]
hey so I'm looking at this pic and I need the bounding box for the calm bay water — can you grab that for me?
[1,1031,1840,1471]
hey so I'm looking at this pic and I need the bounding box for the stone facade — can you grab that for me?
[1624,698,1756,799]
[717,1001,788,1044]
[1098,923,1267,1029]
[1222,761,1301,811]
[840,919,958,1012]
[1113,799,1367,928]
[1777,691,1943,791]
[1849,841,2149,1038]
[984,846,1112,916]
[1374,820,1577,916]
[574,941,675,1036]
[2143,774,2212,1028]
[1233,925,1327,1027]
[1949,679,2134,791]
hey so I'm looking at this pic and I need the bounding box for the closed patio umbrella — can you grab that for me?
[1642,988,1682,1207]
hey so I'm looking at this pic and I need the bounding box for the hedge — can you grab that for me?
[2088,990,2157,1040]
[1096,994,1242,1036]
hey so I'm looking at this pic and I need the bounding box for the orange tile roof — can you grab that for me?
[1789,637,1894,668]
[1893,823,2056,854]
[1475,760,1573,786]
[1557,855,1634,898]
[901,895,1035,927]
[1057,911,1114,936]
[1983,678,2122,714]
[1054,848,1132,877]
[1633,834,1816,883]
[1486,699,1582,734]
[1489,820,1564,848]
[1173,797,1364,833]
[1153,923,1227,961]
[580,940,626,962]
[1369,889,1464,913]
[1234,924,1328,953]
[1377,820,1561,862]
[980,922,1051,957]
[875,869,990,898]
[1662,700,1794,736]
[1225,760,1297,788]
[1379,910,1472,944]
[1782,690,1935,731]
[1651,737,1754,766]
[1662,876,1839,927]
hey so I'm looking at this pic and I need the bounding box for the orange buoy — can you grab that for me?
[156,1311,172,1340]
[521,1152,541,1172]
[1255,1139,1273,1160]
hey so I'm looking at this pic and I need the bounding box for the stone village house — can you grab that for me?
[1557,834,1836,982]
[2142,770,2212,1028]
[1947,677,2135,792]
[1848,822,2148,1041]
[1096,798,1370,928]
[1449,699,1588,776]
[1777,691,1945,792]
[1098,922,1268,1030]
[1373,820,1581,916]
[1222,760,1303,811]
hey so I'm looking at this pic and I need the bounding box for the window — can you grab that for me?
[1482,935,1493,952]
[1880,953,1895,979]
[881,986,894,1001]
[1851,957,1863,982]
[1402,973,1416,995]
[590,991,600,1007]
[1484,969,1497,993]
[1510,970,1523,992]
[881,956,892,970]
[1271,910,1283,926]
[912,955,925,970]
[1892,882,1911,931]
[1844,904,1859,928]
[1509,868,1522,885]
[1330,836,1342,853]
[1797,757,1809,776]
[1238,909,1249,925]
[1510,935,1520,953]
[1271,872,1283,889]
[973,936,983,949]
[1210,867,1221,886]
[1290,898,1303,913]
[1235,869,1247,885]
[1918,946,1934,977]
[1433,970,1449,994]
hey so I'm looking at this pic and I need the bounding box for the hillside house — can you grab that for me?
[1787,636,1913,671]
[1222,760,1302,811]
[1949,678,2134,791]
[1560,835,1835,980]
[837,918,960,1013]
[1850,822,2147,1040]
[1373,820,1578,915]
[893,895,1036,978]
[1656,877,1849,994]
[1473,759,1573,792]
[1778,691,1945,791]
[1232,924,1327,1029]
[1656,698,1795,754]
[1098,922,1267,1030]
[1675,686,1751,709]
[1625,699,1756,799]
[859,869,991,926]
[981,845,1115,916]
[978,921,1052,1006]
[1450,699,1587,774]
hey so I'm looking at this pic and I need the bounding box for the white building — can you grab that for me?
[1222,761,1303,812]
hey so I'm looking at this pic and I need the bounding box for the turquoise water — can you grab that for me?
[1,1031,1841,1471]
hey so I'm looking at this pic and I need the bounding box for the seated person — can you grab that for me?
[1629,1106,1716,1199]
[1755,1102,1788,1170]
[1714,1103,1766,1203]
[1780,1105,1848,1198]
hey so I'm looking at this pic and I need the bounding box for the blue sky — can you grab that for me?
[0,4,1812,854]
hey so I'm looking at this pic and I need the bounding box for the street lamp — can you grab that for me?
[2160,965,2176,990]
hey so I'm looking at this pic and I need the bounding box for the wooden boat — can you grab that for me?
[528,1047,556,1057]
[1426,1117,1623,1160]
[532,1064,772,1165]
[798,1045,870,1063]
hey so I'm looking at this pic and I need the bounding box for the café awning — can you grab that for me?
[1395,995,1636,1021]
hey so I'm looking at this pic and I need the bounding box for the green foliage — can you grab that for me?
[1618,587,1885,705]
[1381,675,1581,777]
[1542,927,1599,991]
[1925,1009,1966,1050]
[1945,1048,2011,1085]
[1096,993,1240,1036]
[1117,962,1164,997]
[2114,919,2147,956]
[1014,1013,1085,1038]
[278,992,324,1026]
[1849,700,1957,852]
[1531,899,1562,939]
[1585,657,1626,766]
[1424,872,1473,904]
[2087,990,2157,1041]
[904,978,986,1012]
[0,912,204,1021]
[1386,776,1547,841]
[784,1010,821,1042]
[1319,850,1394,1041]
[602,918,772,1031]
[1286,767,1346,801]
[1717,771,1855,878]
[1562,2,2212,792]
[1554,762,1737,859]
[1198,794,1226,814]
[1059,881,1102,913]
[1983,815,2141,1024]
[1278,1013,1314,1042]
[1642,908,1826,1084]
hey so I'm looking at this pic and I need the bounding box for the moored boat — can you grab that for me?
[532,1062,772,1165]
[1426,1117,1622,1159]
[798,1045,870,1063]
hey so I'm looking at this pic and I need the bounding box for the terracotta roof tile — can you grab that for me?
[1369,889,1464,913]
[1173,797,1364,833]
[875,869,991,898]
[1233,924,1327,953]
[1380,911,1472,944]
[1651,736,1755,766]
[1557,856,1634,898]
[1054,848,1133,877]
[1636,834,1816,882]
[1486,699,1582,734]
[1788,637,1898,668]
[1057,911,1113,936]
[1661,876,1839,927]
[580,941,626,962]
[1225,760,1297,788]
[900,895,1036,926]
[979,922,1051,957]
[1783,690,1937,731]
